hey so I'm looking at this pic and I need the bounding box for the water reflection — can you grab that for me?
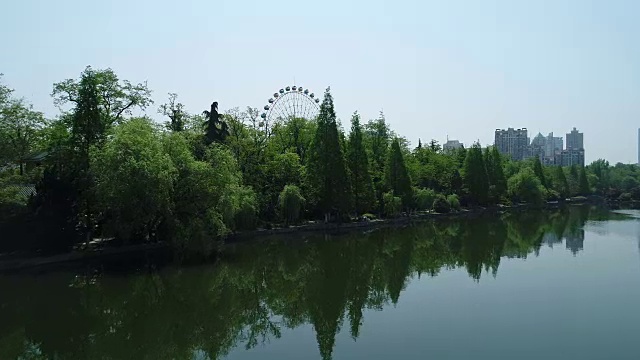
[0,206,626,360]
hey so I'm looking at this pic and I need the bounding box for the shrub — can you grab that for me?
[507,168,545,205]
[279,185,305,225]
[414,188,436,211]
[383,191,402,217]
[233,186,258,230]
[447,194,461,211]
[619,193,632,202]
[432,194,451,213]
[546,189,560,201]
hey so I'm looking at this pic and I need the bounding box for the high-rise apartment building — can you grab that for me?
[566,127,583,150]
[528,133,546,160]
[495,128,528,161]
[545,132,563,157]
[562,127,584,166]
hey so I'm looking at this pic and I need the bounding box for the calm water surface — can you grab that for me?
[2,206,640,359]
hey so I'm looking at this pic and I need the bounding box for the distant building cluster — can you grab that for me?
[443,139,463,153]
[494,127,584,166]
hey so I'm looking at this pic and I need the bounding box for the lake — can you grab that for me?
[2,205,640,360]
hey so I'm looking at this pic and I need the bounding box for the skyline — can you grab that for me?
[2,0,640,164]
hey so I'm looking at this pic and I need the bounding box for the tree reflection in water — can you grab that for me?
[0,206,619,360]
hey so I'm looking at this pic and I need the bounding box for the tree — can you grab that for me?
[385,138,413,209]
[306,88,350,221]
[260,152,304,220]
[71,67,105,242]
[568,165,580,196]
[0,97,46,174]
[269,117,316,163]
[346,112,375,215]
[414,188,436,211]
[450,169,463,194]
[52,66,152,125]
[71,68,105,156]
[158,93,186,132]
[202,101,229,145]
[532,157,547,188]
[553,165,569,198]
[588,159,610,195]
[279,185,305,226]
[507,168,545,205]
[579,166,590,195]
[428,139,441,153]
[92,117,176,242]
[491,147,507,199]
[484,146,507,202]
[463,143,489,205]
[363,112,391,210]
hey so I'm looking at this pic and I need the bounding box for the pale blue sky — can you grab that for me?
[2,0,639,163]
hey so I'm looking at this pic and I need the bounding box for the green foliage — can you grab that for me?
[203,102,228,145]
[261,152,304,220]
[306,88,350,219]
[414,188,436,211]
[578,166,591,195]
[552,166,569,198]
[363,113,390,211]
[0,178,29,220]
[447,194,461,211]
[507,168,546,205]
[158,93,186,132]
[269,117,316,163]
[72,67,106,154]
[385,139,413,208]
[432,194,451,213]
[382,191,402,217]
[92,117,175,242]
[233,186,258,230]
[0,98,47,174]
[463,143,489,205]
[52,66,152,125]
[587,159,610,194]
[411,147,456,192]
[484,146,507,201]
[568,165,580,196]
[532,157,547,188]
[279,185,305,225]
[347,112,375,215]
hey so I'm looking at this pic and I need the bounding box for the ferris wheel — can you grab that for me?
[260,85,321,125]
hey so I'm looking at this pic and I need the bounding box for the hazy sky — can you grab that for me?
[2,0,639,163]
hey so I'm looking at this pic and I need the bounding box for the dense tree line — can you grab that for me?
[0,67,638,254]
[0,206,602,360]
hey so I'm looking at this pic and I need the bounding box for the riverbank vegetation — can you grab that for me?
[0,68,638,256]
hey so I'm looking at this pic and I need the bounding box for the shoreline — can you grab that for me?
[0,197,614,273]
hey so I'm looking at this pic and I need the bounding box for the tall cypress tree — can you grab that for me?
[385,138,413,208]
[462,143,489,205]
[347,112,375,215]
[490,146,507,200]
[579,166,590,195]
[307,88,350,221]
[554,165,569,198]
[532,157,547,188]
